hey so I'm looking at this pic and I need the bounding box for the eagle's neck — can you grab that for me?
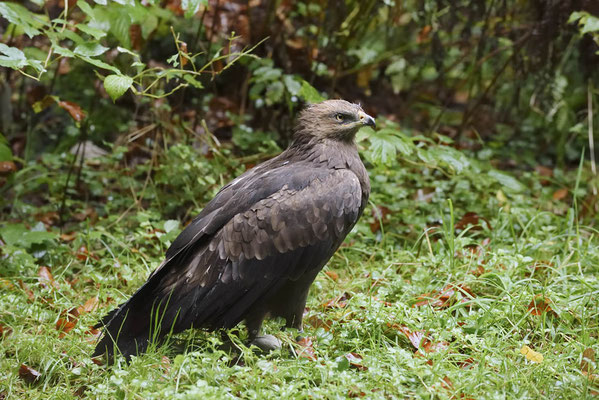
[286,137,371,203]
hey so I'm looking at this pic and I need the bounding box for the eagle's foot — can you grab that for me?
[249,334,282,352]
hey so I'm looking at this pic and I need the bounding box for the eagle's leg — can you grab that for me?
[246,311,281,352]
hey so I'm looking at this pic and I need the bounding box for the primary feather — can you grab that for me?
[93,100,374,360]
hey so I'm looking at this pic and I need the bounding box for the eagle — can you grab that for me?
[93,100,375,360]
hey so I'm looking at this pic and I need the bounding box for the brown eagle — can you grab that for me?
[93,100,375,360]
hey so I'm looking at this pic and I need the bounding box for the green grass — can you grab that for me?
[0,141,598,399]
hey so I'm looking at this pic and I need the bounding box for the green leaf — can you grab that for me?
[0,132,12,162]
[298,80,325,103]
[163,220,180,233]
[76,23,107,40]
[283,75,301,96]
[74,42,109,57]
[80,56,121,74]
[183,74,204,89]
[104,74,133,101]
[0,223,56,248]
[109,12,132,48]
[367,128,413,165]
[0,3,46,38]
[0,44,27,69]
[429,146,470,173]
[488,170,526,193]
[567,11,585,24]
[77,0,95,17]
[182,0,205,18]
[265,81,285,105]
[582,15,599,34]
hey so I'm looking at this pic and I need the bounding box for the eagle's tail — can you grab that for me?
[92,275,180,362]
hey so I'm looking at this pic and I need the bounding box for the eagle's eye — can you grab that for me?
[335,113,345,122]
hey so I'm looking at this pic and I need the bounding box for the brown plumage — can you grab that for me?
[93,100,375,360]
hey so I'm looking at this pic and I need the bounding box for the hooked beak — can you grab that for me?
[358,111,376,129]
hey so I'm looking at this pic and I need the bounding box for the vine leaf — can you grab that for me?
[104,74,133,101]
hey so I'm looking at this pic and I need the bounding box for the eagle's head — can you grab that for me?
[295,100,376,142]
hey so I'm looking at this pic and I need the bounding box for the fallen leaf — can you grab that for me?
[322,292,350,309]
[56,307,80,338]
[35,211,59,226]
[581,348,599,384]
[347,387,366,398]
[296,337,317,360]
[535,165,553,177]
[85,327,102,344]
[325,270,339,281]
[441,375,454,390]
[72,207,98,222]
[455,211,492,231]
[91,357,104,366]
[553,188,568,201]
[59,232,77,242]
[528,295,558,317]
[79,296,99,313]
[161,355,171,375]
[413,284,473,309]
[18,280,35,302]
[75,245,98,261]
[345,352,368,371]
[387,324,448,355]
[19,364,41,384]
[73,385,87,397]
[520,345,543,363]
[305,315,332,331]
[470,265,486,276]
[38,266,59,289]
[0,323,13,339]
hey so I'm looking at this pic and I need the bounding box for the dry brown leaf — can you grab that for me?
[38,266,59,289]
[19,364,41,384]
[85,327,102,344]
[18,280,35,302]
[56,307,80,338]
[296,337,317,361]
[79,296,99,314]
[528,295,558,317]
[324,270,339,281]
[0,323,13,339]
[455,211,492,231]
[35,211,59,226]
[581,348,599,384]
[305,315,332,331]
[345,352,368,371]
[413,284,473,309]
[75,245,98,261]
[60,232,77,242]
[553,188,568,201]
[322,292,350,309]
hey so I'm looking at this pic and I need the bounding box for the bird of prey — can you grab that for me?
[93,99,375,360]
